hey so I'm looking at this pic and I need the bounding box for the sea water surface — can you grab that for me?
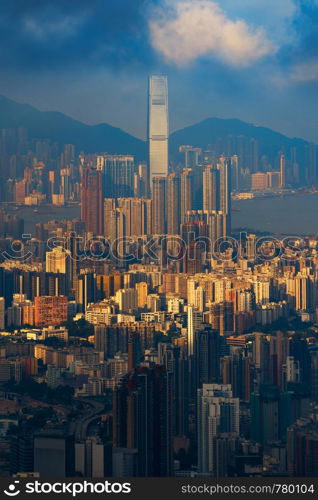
[3,193,318,237]
[232,193,318,236]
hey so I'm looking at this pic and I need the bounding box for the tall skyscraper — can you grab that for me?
[76,273,96,313]
[203,166,219,211]
[197,384,239,474]
[231,155,239,192]
[280,154,286,189]
[152,176,166,234]
[10,435,34,475]
[0,297,4,330]
[187,306,204,357]
[135,162,150,198]
[81,166,103,235]
[113,366,173,477]
[166,173,181,235]
[181,168,194,224]
[218,157,232,236]
[195,326,221,389]
[148,76,169,188]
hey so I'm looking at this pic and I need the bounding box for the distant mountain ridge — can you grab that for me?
[0,95,314,162]
[0,95,146,159]
[170,117,311,157]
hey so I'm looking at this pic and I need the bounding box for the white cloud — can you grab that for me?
[290,61,318,83]
[149,0,276,67]
[23,13,87,40]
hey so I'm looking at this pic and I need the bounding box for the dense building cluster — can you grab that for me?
[0,77,318,479]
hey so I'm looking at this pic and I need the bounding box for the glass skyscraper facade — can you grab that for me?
[148,75,169,188]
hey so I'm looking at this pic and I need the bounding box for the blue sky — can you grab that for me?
[0,0,317,142]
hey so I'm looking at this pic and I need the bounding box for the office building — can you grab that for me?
[148,76,169,187]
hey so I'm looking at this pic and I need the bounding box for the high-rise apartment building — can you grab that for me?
[194,326,220,389]
[280,154,286,189]
[197,384,239,475]
[10,435,34,475]
[179,145,201,169]
[113,366,173,477]
[218,157,232,236]
[203,166,219,211]
[231,155,239,192]
[76,273,96,313]
[287,419,318,476]
[96,155,135,198]
[208,301,234,336]
[81,166,103,235]
[45,246,70,275]
[148,76,169,188]
[181,168,194,224]
[134,162,150,198]
[104,198,152,243]
[34,296,68,327]
[166,173,181,235]
[152,176,166,234]
[0,297,4,330]
[187,306,204,357]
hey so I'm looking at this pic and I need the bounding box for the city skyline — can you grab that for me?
[1,0,318,484]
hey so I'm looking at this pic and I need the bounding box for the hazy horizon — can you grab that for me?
[2,91,316,146]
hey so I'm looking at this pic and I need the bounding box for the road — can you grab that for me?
[70,398,106,441]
